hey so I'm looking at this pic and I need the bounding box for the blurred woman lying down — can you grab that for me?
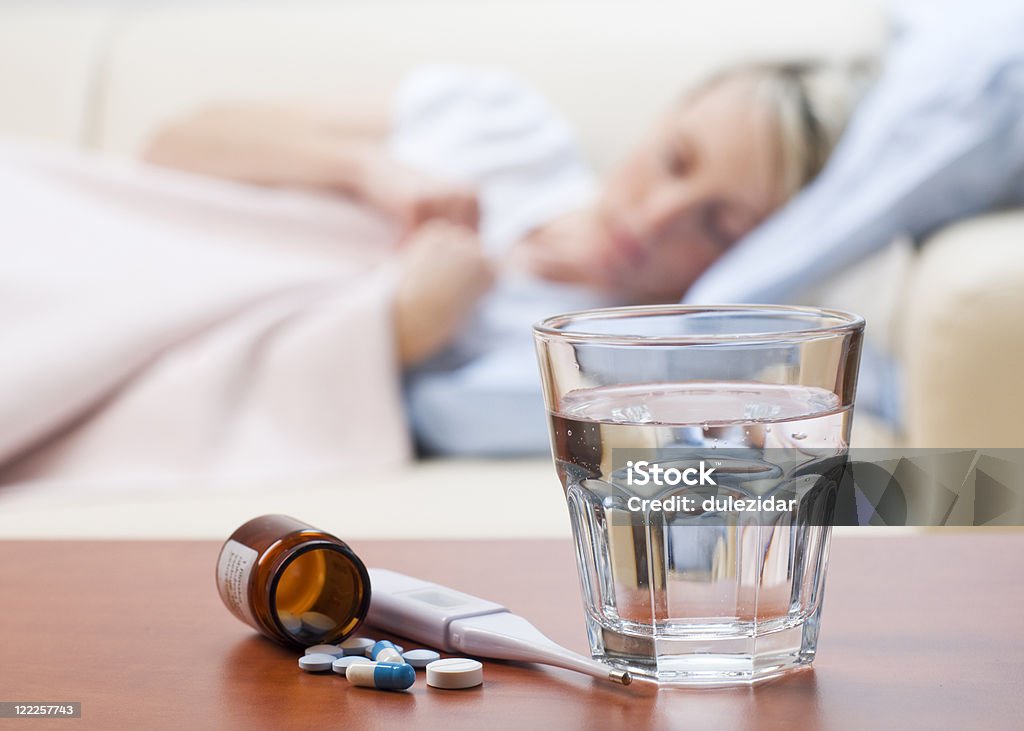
[143,64,867,456]
[0,63,868,485]
[148,64,865,363]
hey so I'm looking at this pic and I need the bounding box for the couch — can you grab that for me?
[0,1,1019,538]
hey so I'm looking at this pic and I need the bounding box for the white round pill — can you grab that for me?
[402,649,441,668]
[426,658,483,689]
[340,637,375,656]
[333,655,373,674]
[305,644,345,658]
[298,653,335,672]
[301,611,337,634]
[277,610,302,634]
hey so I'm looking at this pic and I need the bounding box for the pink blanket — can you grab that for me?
[0,141,412,487]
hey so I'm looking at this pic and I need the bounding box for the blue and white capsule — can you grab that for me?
[346,661,416,690]
[369,640,405,664]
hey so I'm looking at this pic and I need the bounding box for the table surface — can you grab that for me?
[1,534,1022,730]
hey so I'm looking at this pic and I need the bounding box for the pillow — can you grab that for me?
[684,0,1024,305]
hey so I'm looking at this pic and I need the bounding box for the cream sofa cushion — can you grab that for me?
[0,7,115,145]
[92,0,885,170]
[903,210,1024,447]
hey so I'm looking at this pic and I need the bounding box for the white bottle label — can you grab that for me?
[217,539,259,627]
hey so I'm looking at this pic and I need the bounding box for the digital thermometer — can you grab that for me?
[366,569,632,686]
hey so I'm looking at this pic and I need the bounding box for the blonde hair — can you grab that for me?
[705,61,876,201]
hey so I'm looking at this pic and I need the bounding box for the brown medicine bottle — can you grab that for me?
[216,514,371,648]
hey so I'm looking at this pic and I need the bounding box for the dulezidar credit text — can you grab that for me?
[624,460,798,513]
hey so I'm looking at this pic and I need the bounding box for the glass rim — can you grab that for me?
[533,304,865,345]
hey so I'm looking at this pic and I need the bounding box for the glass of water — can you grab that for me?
[534,305,864,685]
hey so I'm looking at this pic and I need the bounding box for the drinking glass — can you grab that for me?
[534,305,864,685]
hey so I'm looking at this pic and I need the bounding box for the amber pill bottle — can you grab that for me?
[216,514,371,648]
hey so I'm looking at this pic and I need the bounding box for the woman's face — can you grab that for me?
[590,76,783,302]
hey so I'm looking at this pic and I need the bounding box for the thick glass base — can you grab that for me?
[587,612,822,686]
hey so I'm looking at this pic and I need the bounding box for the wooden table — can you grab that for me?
[1,534,1022,729]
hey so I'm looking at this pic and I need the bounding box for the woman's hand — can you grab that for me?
[505,211,615,290]
[360,156,480,235]
[393,221,495,366]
